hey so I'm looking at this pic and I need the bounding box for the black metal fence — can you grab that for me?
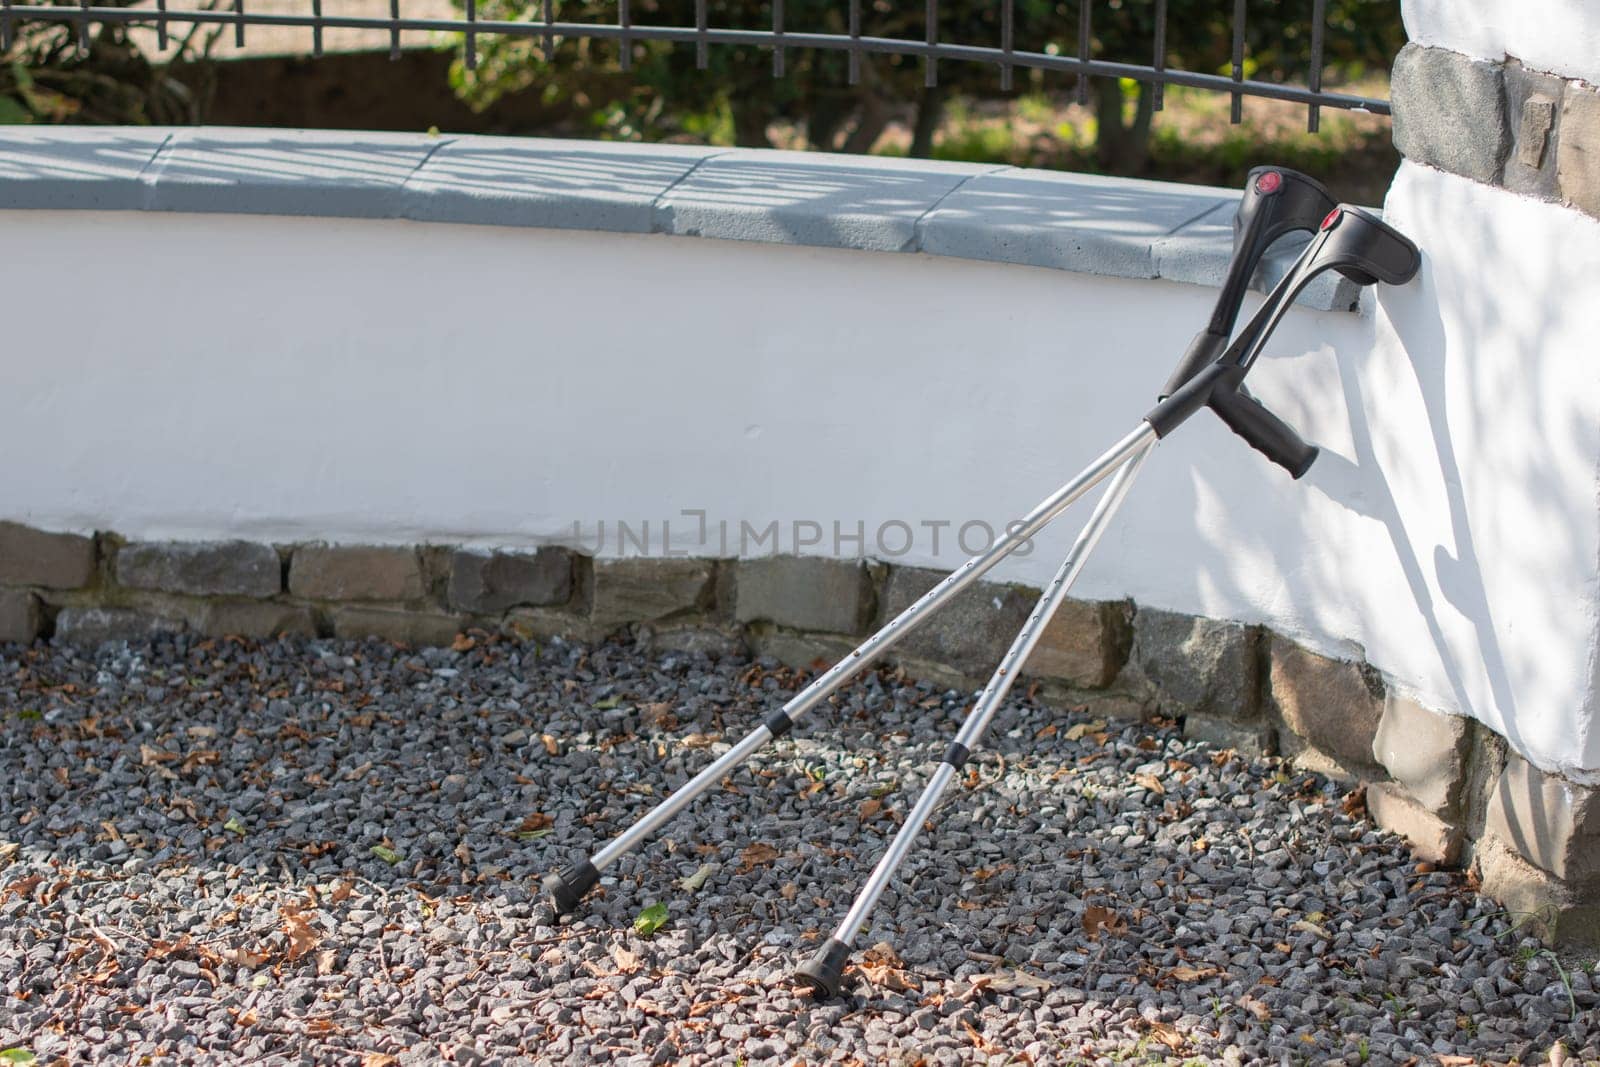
[1,0,1388,132]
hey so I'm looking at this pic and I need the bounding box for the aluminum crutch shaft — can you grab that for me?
[795,436,1155,998]
[542,422,1159,912]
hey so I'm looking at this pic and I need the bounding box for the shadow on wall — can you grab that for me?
[1286,169,1593,778]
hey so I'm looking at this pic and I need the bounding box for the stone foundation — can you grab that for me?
[1,520,1595,946]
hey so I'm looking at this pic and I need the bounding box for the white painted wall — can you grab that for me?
[2,202,1597,780]
[1403,0,1600,83]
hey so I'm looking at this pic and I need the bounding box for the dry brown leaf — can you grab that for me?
[1238,993,1271,1021]
[540,734,560,756]
[681,733,719,749]
[144,935,193,961]
[859,798,883,821]
[1064,720,1105,741]
[329,879,354,905]
[1034,723,1057,739]
[1341,785,1368,819]
[1082,904,1125,940]
[1436,1057,1476,1067]
[515,812,554,834]
[961,1020,1001,1055]
[969,968,1052,993]
[1145,1022,1186,1051]
[738,843,780,871]
[451,633,476,653]
[611,945,641,974]
[1166,965,1220,982]
[361,1055,399,1067]
[1132,773,1165,795]
[281,906,322,963]
[779,883,797,901]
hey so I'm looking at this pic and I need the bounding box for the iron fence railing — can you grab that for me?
[1,0,1389,131]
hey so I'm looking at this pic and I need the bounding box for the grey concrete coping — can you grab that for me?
[0,126,1361,311]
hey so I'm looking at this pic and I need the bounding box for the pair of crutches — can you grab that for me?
[543,166,1422,998]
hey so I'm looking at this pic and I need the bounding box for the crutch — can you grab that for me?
[540,167,1340,916]
[794,202,1421,997]
[539,175,1419,989]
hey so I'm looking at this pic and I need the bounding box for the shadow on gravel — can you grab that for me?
[1,632,1595,1066]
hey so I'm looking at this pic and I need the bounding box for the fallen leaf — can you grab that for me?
[858,799,883,821]
[1082,905,1125,940]
[1034,723,1058,739]
[960,1020,1000,1055]
[1341,786,1368,819]
[969,968,1052,993]
[315,949,336,976]
[681,733,719,749]
[679,864,717,892]
[857,942,916,992]
[451,633,476,653]
[370,844,403,866]
[633,902,669,937]
[611,945,641,974]
[738,843,780,872]
[779,882,797,901]
[1166,965,1221,982]
[360,1055,399,1067]
[1145,1022,1186,1051]
[223,817,247,836]
[1237,994,1271,1022]
[540,734,560,756]
[1132,773,1165,795]
[1064,720,1106,741]
[281,907,322,962]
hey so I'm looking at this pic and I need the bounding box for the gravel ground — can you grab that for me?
[0,631,1596,1066]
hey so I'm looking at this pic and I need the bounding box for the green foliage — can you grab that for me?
[448,0,1402,159]
[1,2,215,125]
[632,900,669,936]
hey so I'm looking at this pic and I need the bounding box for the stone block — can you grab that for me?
[55,606,184,646]
[289,545,426,602]
[735,557,871,636]
[145,128,438,218]
[1503,61,1566,200]
[1367,781,1463,866]
[1557,82,1600,220]
[1127,607,1257,722]
[1268,641,1384,774]
[1181,714,1274,760]
[1371,692,1472,817]
[1477,836,1600,947]
[1484,753,1600,885]
[640,624,747,660]
[0,127,170,210]
[657,150,995,254]
[751,630,871,675]
[117,540,281,598]
[589,558,714,629]
[331,607,464,647]
[192,600,316,639]
[1026,599,1129,689]
[0,522,96,589]
[500,607,600,646]
[876,566,1029,676]
[922,167,1229,280]
[0,590,42,644]
[448,548,572,613]
[405,137,716,233]
[1390,43,1509,185]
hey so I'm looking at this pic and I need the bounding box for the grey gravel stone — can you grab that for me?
[0,632,1591,1065]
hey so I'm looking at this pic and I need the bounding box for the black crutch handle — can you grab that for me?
[1160,328,1228,400]
[1208,383,1319,479]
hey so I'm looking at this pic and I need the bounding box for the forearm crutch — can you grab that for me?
[796,202,1421,996]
